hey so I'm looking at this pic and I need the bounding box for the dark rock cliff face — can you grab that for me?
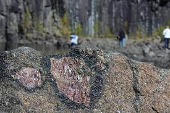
[0,0,170,50]
[0,0,64,50]
[65,0,170,35]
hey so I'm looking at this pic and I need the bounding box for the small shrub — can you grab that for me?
[136,30,140,39]
[34,18,45,33]
[22,7,31,34]
[59,13,71,38]
[75,23,83,36]
[93,20,102,38]
[104,27,113,38]
[124,21,128,31]
[153,26,164,38]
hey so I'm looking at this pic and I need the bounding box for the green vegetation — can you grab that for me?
[127,24,148,39]
[153,26,164,38]
[34,18,45,33]
[59,13,71,38]
[116,19,121,31]
[104,27,113,38]
[22,7,31,34]
[93,20,102,38]
[152,20,170,38]
[124,21,129,35]
[129,30,147,39]
[22,7,45,35]
[135,30,140,39]
[75,23,83,36]
[93,20,115,38]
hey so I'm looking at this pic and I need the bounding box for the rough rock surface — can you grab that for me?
[0,47,170,112]
[0,0,170,50]
[80,38,170,69]
[15,67,42,89]
[50,57,90,106]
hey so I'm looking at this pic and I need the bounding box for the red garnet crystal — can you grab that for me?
[15,67,42,89]
[50,57,90,106]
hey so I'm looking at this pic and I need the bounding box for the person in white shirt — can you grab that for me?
[70,33,79,48]
[163,26,170,49]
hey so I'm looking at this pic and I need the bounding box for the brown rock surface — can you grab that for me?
[0,47,170,112]
[95,53,136,113]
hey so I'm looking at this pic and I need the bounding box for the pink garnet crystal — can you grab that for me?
[15,67,42,89]
[50,57,90,106]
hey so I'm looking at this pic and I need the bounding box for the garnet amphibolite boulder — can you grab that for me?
[0,47,169,112]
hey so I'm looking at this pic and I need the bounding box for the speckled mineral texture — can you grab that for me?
[0,47,170,112]
[49,48,107,109]
[50,57,90,106]
[137,63,170,112]
[4,47,45,90]
[94,53,136,113]
[15,67,42,89]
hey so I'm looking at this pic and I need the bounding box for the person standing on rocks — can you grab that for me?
[118,29,126,47]
[163,26,170,49]
[70,33,79,48]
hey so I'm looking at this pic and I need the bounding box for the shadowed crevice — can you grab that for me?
[0,52,7,78]
[127,59,141,113]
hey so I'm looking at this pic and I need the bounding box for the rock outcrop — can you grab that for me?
[79,37,170,69]
[0,0,64,50]
[65,0,170,35]
[0,47,169,112]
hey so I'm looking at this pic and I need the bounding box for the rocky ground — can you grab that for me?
[3,34,170,69]
[79,37,170,69]
[0,47,169,112]
[4,36,170,69]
